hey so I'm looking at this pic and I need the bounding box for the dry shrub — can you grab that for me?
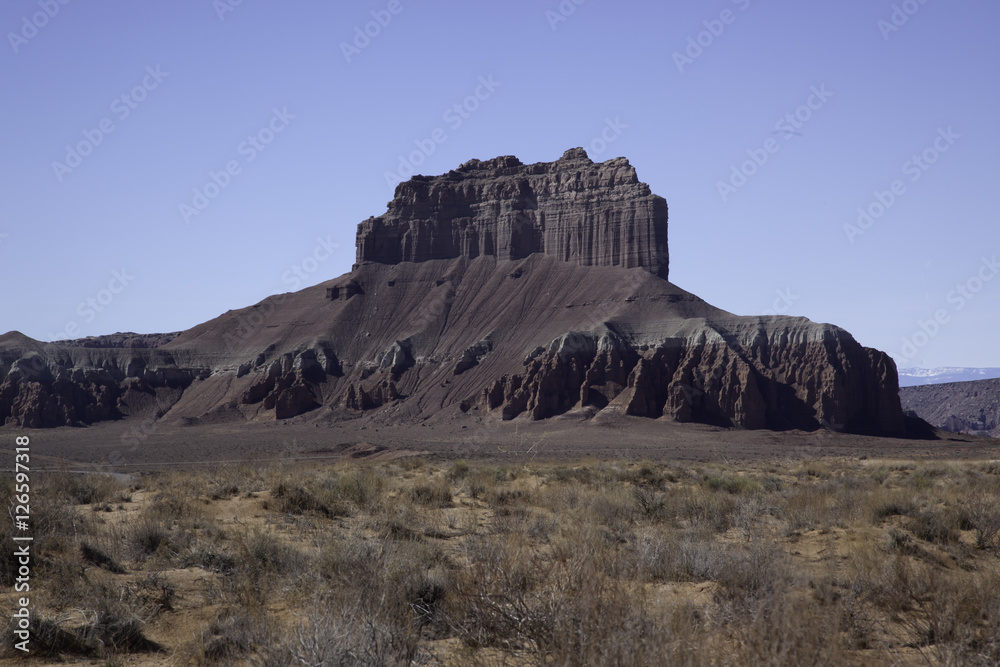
[409,474,453,508]
[336,466,387,510]
[300,533,448,662]
[269,480,349,518]
[190,608,278,664]
[44,472,132,505]
[584,484,634,534]
[447,459,470,480]
[547,464,595,485]
[529,558,660,664]
[846,541,934,614]
[631,485,668,521]
[702,473,765,495]
[145,490,196,522]
[127,516,172,559]
[450,533,546,651]
[618,460,670,488]
[1,616,95,658]
[964,491,1000,549]
[908,506,961,545]
[4,585,162,658]
[676,486,738,532]
[207,463,266,500]
[80,542,126,574]
[726,587,838,665]
[866,487,918,523]
[797,459,832,479]
[75,598,162,654]
[277,592,431,666]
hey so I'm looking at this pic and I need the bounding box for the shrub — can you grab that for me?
[128,517,171,557]
[337,467,386,510]
[631,485,667,521]
[48,472,131,505]
[80,542,126,574]
[409,476,453,508]
[909,507,960,545]
[269,481,347,517]
[448,460,470,480]
[193,609,277,664]
[703,474,765,495]
[868,489,917,522]
[964,492,1000,549]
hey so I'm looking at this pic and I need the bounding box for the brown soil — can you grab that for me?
[7,417,998,474]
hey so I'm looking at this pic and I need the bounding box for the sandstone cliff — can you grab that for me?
[1,149,907,436]
[355,148,669,279]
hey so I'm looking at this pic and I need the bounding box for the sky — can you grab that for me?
[1,0,997,369]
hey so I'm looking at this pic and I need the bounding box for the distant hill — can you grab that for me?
[898,367,1000,387]
[900,379,1000,438]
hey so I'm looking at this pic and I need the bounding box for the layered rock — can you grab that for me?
[0,335,209,427]
[355,148,669,279]
[900,379,1000,437]
[52,332,182,349]
[480,323,903,433]
[1,149,909,436]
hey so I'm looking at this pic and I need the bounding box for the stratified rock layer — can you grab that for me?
[356,148,669,279]
[1,149,906,436]
[900,379,1000,437]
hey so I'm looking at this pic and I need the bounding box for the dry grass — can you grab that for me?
[2,456,1000,665]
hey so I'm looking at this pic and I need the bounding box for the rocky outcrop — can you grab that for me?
[479,324,903,434]
[1,149,910,436]
[343,380,399,411]
[454,332,497,376]
[239,347,343,419]
[355,148,669,279]
[0,345,208,427]
[900,379,1000,437]
[52,332,182,349]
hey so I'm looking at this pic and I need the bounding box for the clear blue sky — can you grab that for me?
[1,0,997,369]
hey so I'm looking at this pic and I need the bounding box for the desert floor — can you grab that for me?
[1,421,999,665]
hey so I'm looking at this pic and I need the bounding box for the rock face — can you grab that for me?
[0,335,208,427]
[900,379,1000,437]
[1,149,908,436]
[355,148,669,279]
[52,332,182,349]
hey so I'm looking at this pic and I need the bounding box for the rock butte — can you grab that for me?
[1,148,907,435]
